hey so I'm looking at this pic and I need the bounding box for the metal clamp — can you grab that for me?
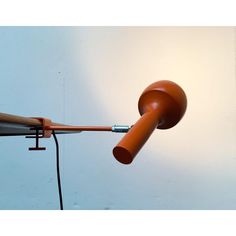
[25,117,52,151]
[30,117,52,138]
[112,125,131,133]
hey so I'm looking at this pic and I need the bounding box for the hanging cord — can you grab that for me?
[52,130,64,210]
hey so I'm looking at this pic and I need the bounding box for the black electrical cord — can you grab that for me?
[52,130,64,210]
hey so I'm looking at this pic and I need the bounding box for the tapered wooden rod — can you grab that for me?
[46,125,113,132]
[46,125,130,132]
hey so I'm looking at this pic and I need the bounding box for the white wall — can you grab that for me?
[0,27,235,209]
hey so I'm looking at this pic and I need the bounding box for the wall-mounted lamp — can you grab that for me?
[0,80,187,210]
[0,80,187,164]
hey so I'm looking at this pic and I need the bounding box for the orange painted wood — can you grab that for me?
[0,112,66,136]
[0,112,113,136]
[47,125,112,132]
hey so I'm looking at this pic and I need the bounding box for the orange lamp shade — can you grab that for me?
[113,80,187,164]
